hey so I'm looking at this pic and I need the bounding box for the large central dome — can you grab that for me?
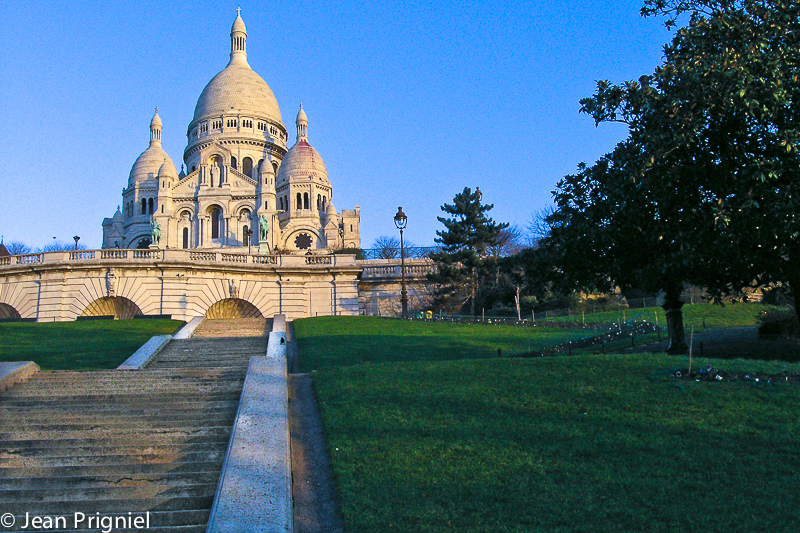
[191,13,282,125]
[193,63,282,124]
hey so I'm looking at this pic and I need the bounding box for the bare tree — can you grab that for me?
[38,241,87,252]
[5,241,32,255]
[488,225,525,258]
[373,236,401,259]
[527,205,555,247]
[372,236,417,259]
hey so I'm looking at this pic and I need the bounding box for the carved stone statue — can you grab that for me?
[228,279,238,299]
[151,218,161,247]
[258,214,269,243]
[106,268,117,298]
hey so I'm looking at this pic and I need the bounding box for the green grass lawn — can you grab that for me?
[293,316,589,372]
[544,302,782,329]
[0,319,184,370]
[312,353,800,533]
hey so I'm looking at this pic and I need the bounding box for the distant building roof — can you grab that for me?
[0,243,9,257]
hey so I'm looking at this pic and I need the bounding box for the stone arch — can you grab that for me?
[205,298,264,319]
[0,303,21,321]
[282,228,322,251]
[130,234,152,249]
[79,297,143,320]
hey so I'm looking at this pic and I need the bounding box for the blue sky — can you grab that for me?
[0,0,674,249]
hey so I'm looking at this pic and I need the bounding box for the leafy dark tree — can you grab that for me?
[545,0,800,352]
[428,187,508,315]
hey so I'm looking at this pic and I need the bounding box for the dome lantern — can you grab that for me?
[150,108,162,146]
[230,8,248,65]
[296,103,308,141]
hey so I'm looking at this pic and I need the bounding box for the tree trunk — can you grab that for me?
[662,284,688,354]
[515,286,521,321]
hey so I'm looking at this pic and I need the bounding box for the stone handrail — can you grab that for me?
[0,249,358,269]
[360,258,434,279]
[229,167,258,186]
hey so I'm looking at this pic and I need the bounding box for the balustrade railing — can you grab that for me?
[69,251,96,260]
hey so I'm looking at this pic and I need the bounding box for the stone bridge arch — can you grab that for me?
[0,303,21,321]
[205,298,264,319]
[79,297,143,320]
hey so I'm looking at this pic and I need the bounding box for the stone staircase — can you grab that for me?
[0,319,270,532]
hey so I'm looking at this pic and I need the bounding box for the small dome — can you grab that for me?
[150,110,162,129]
[326,201,337,216]
[296,105,307,124]
[277,141,327,184]
[158,158,178,179]
[112,207,124,222]
[130,146,176,186]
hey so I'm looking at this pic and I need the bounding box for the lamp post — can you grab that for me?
[247,228,253,255]
[393,206,408,319]
[73,235,80,250]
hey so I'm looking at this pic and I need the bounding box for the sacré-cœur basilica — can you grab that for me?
[102,10,361,254]
[0,11,430,322]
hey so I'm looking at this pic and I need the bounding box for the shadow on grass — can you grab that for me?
[314,355,800,533]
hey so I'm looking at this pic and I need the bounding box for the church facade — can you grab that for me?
[102,11,360,254]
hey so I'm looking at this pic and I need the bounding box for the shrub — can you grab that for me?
[758,308,800,337]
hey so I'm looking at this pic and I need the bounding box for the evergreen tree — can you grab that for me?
[428,187,508,315]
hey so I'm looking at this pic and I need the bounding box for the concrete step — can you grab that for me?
[0,461,224,478]
[1,414,236,430]
[1,471,222,490]
[0,481,217,503]
[1,494,214,514]
[192,318,271,338]
[0,424,234,442]
[0,451,226,469]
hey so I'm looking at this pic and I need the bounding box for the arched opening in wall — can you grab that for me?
[317,194,321,210]
[79,297,143,320]
[303,192,309,210]
[243,225,249,246]
[205,298,263,319]
[210,207,222,239]
[296,192,302,210]
[231,156,238,170]
[272,161,278,177]
[182,227,189,249]
[148,198,154,214]
[0,303,21,321]
[136,237,152,249]
[243,157,253,177]
[322,196,327,210]
[141,198,147,214]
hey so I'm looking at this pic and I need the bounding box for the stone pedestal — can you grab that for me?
[149,244,160,250]
[258,242,271,255]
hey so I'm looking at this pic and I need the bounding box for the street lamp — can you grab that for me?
[247,228,253,255]
[393,206,408,319]
[73,235,80,250]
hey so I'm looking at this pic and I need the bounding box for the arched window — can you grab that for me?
[322,196,327,210]
[243,157,253,177]
[272,161,278,177]
[148,198,154,214]
[303,192,309,210]
[191,165,196,172]
[211,208,221,239]
[231,156,237,170]
[296,193,302,210]
[317,194,321,209]
[141,198,147,215]
[243,225,249,246]
[182,227,189,249]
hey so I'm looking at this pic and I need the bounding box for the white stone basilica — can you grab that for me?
[102,11,360,253]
